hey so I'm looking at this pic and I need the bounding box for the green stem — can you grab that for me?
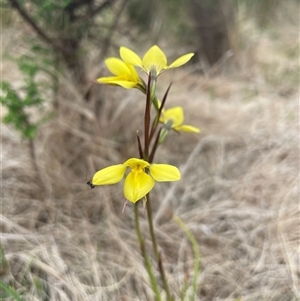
[134,203,162,301]
[173,215,200,301]
[149,84,172,144]
[146,195,174,301]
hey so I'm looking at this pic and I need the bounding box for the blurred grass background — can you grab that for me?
[1,0,299,300]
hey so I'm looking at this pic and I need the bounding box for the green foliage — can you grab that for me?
[15,0,77,29]
[173,215,200,301]
[0,243,9,276]
[0,280,25,301]
[0,56,52,140]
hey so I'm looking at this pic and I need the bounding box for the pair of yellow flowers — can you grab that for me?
[91,45,199,203]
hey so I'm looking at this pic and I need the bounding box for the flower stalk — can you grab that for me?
[146,194,174,301]
[135,203,162,301]
[144,74,152,161]
[89,44,200,300]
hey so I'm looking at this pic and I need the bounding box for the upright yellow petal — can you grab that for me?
[123,158,150,169]
[149,164,181,182]
[124,171,155,203]
[120,47,143,67]
[168,53,194,69]
[105,58,131,76]
[143,45,167,74]
[92,164,127,185]
[163,107,184,128]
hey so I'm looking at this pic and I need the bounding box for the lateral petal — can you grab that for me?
[149,164,181,182]
[175,125,200,133]
[97,77,137,89]
[92,164,126,185]
[168,53,194,69]
[124,171,155,203]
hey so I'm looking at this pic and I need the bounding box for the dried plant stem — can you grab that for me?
[28,139,39,176]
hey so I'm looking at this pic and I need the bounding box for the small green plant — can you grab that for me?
[89,45,200,300]
[1,55,54,181]
[0,280,25,301]
[1,56,51,140]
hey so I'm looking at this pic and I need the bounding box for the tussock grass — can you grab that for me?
[1,5,299,300]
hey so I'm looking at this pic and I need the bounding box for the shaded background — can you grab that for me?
[1,0,299,300]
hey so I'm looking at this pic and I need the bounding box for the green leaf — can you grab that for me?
[0,281,25,301]
[0,243,9,276]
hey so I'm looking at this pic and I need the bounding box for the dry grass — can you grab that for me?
[1,4,299,301]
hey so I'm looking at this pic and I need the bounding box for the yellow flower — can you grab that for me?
[160,106,200,133]
[97,57,145,91]
[120,45,194,78]
[91,158,181,203]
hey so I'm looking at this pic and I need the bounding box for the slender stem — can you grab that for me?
[8,0,67,55]
[173,215,200,301]
[134,203,162,301]
[28,139,39,176]
[100,0,127,57]
[136,131,144,158]
[149,128,162,163]
[145,195,159,257]
[146,194,174,301]
[52,53,60,111]
[144,75,152,160]
[149,84,172,144]
[142,75,173,299]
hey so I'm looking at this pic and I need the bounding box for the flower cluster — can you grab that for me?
[90,45,200,204]
[97,45,194,90]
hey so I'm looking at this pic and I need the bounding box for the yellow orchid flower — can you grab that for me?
[160,106,200,133]
[120,45,194,78]
[97,57,146,91]
[91,158,181,203]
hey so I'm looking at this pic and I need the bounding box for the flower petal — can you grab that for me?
[126,64,140,82]
[143,45,167,74]
[124,171,155,203]
[110,81,138,89]
[120,47,143,67]
[149,164,181,182]
[92,164,126,185]
[123,158,150,169]
[105,58,131,76]
[175,125,200,133]
[97,77,137,89]
[168,53,194,69]
[162,107,184,128]
[97,76,119,84]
